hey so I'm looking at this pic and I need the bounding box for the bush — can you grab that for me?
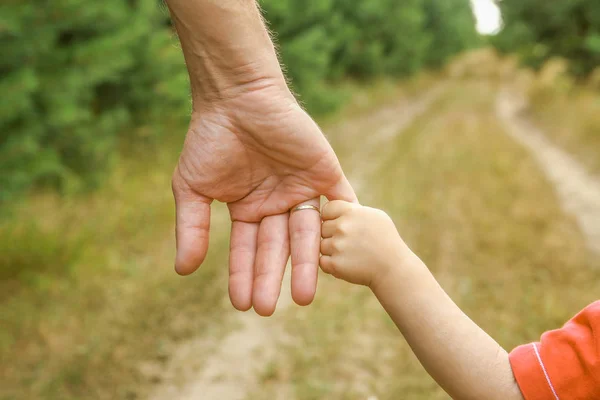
[0,0,189,201]
[494,0,600,78]
[261,0,478,114]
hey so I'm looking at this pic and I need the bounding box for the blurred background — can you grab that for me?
[1,1,599,399]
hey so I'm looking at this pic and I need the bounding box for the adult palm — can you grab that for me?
[172,84,356,316]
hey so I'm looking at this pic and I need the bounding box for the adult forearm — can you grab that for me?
[165,0,286,102]
[372,259,523,400]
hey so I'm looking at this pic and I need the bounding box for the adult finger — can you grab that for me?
[229,221,259,312]
[252,213,290,317]
[172,175,212,276]
[325,174,359,204]
[289,198,321,307]
[322,200,354,221]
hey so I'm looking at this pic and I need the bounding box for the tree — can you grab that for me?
[494,0,600,77]
[423,0,480,68]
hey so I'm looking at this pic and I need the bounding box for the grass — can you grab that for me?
[0,141,232,399]
[527,84,600,173]
[446,48,600,174]
[248,81,599,400]
[319,73,438,127]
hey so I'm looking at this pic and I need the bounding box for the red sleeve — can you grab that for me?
[509,301,600,400]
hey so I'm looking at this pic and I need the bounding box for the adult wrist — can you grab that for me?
[165,0,288,103]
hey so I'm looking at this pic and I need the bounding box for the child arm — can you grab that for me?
[320,201,523,400]
[373,259,524,400]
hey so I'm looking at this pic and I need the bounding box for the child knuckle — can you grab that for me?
[329,262,340,278]
[332,239,342,252]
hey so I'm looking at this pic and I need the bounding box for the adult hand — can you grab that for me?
[166,0,356,316]
[172,80,356,316]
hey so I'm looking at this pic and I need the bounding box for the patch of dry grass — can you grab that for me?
[249,82,598,400]
[0,146,232,400]
[319,74,437,131]
[447,49,600,174]
[527,80,600,174]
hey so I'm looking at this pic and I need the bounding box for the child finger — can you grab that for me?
[319,255,334,275]
[320,238,336,256]
[321,200,353,221]
[321,221,336,238]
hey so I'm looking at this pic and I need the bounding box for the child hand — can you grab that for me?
[320,200,414,288]
[320,201,527,400]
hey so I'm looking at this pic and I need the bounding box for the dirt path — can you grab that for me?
[497,90,600,256]
[147,87,445,400]
[333,85,446,196]
[147,266,294,400]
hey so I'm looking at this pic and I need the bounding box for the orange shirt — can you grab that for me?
[509,301,600,400]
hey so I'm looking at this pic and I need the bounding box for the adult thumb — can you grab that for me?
[172,174,212,275]
[325,174,359,204]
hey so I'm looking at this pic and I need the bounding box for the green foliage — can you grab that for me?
[423,0,480,68]
[0,0,477,200]
[0,218,83,283]
[0,0,189,201]
[262,0,478,114]
[494,0,600,77]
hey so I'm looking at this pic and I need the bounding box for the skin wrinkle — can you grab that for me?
[215,111,338,219]
[182,120,252,201]
[242,176,290,218]
[224,94,319,168]
[222,74,287,100]
[232,100,295,145]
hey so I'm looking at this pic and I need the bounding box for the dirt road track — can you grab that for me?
[497,90,600,256]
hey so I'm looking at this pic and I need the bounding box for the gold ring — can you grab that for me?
[291,204,320,214]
